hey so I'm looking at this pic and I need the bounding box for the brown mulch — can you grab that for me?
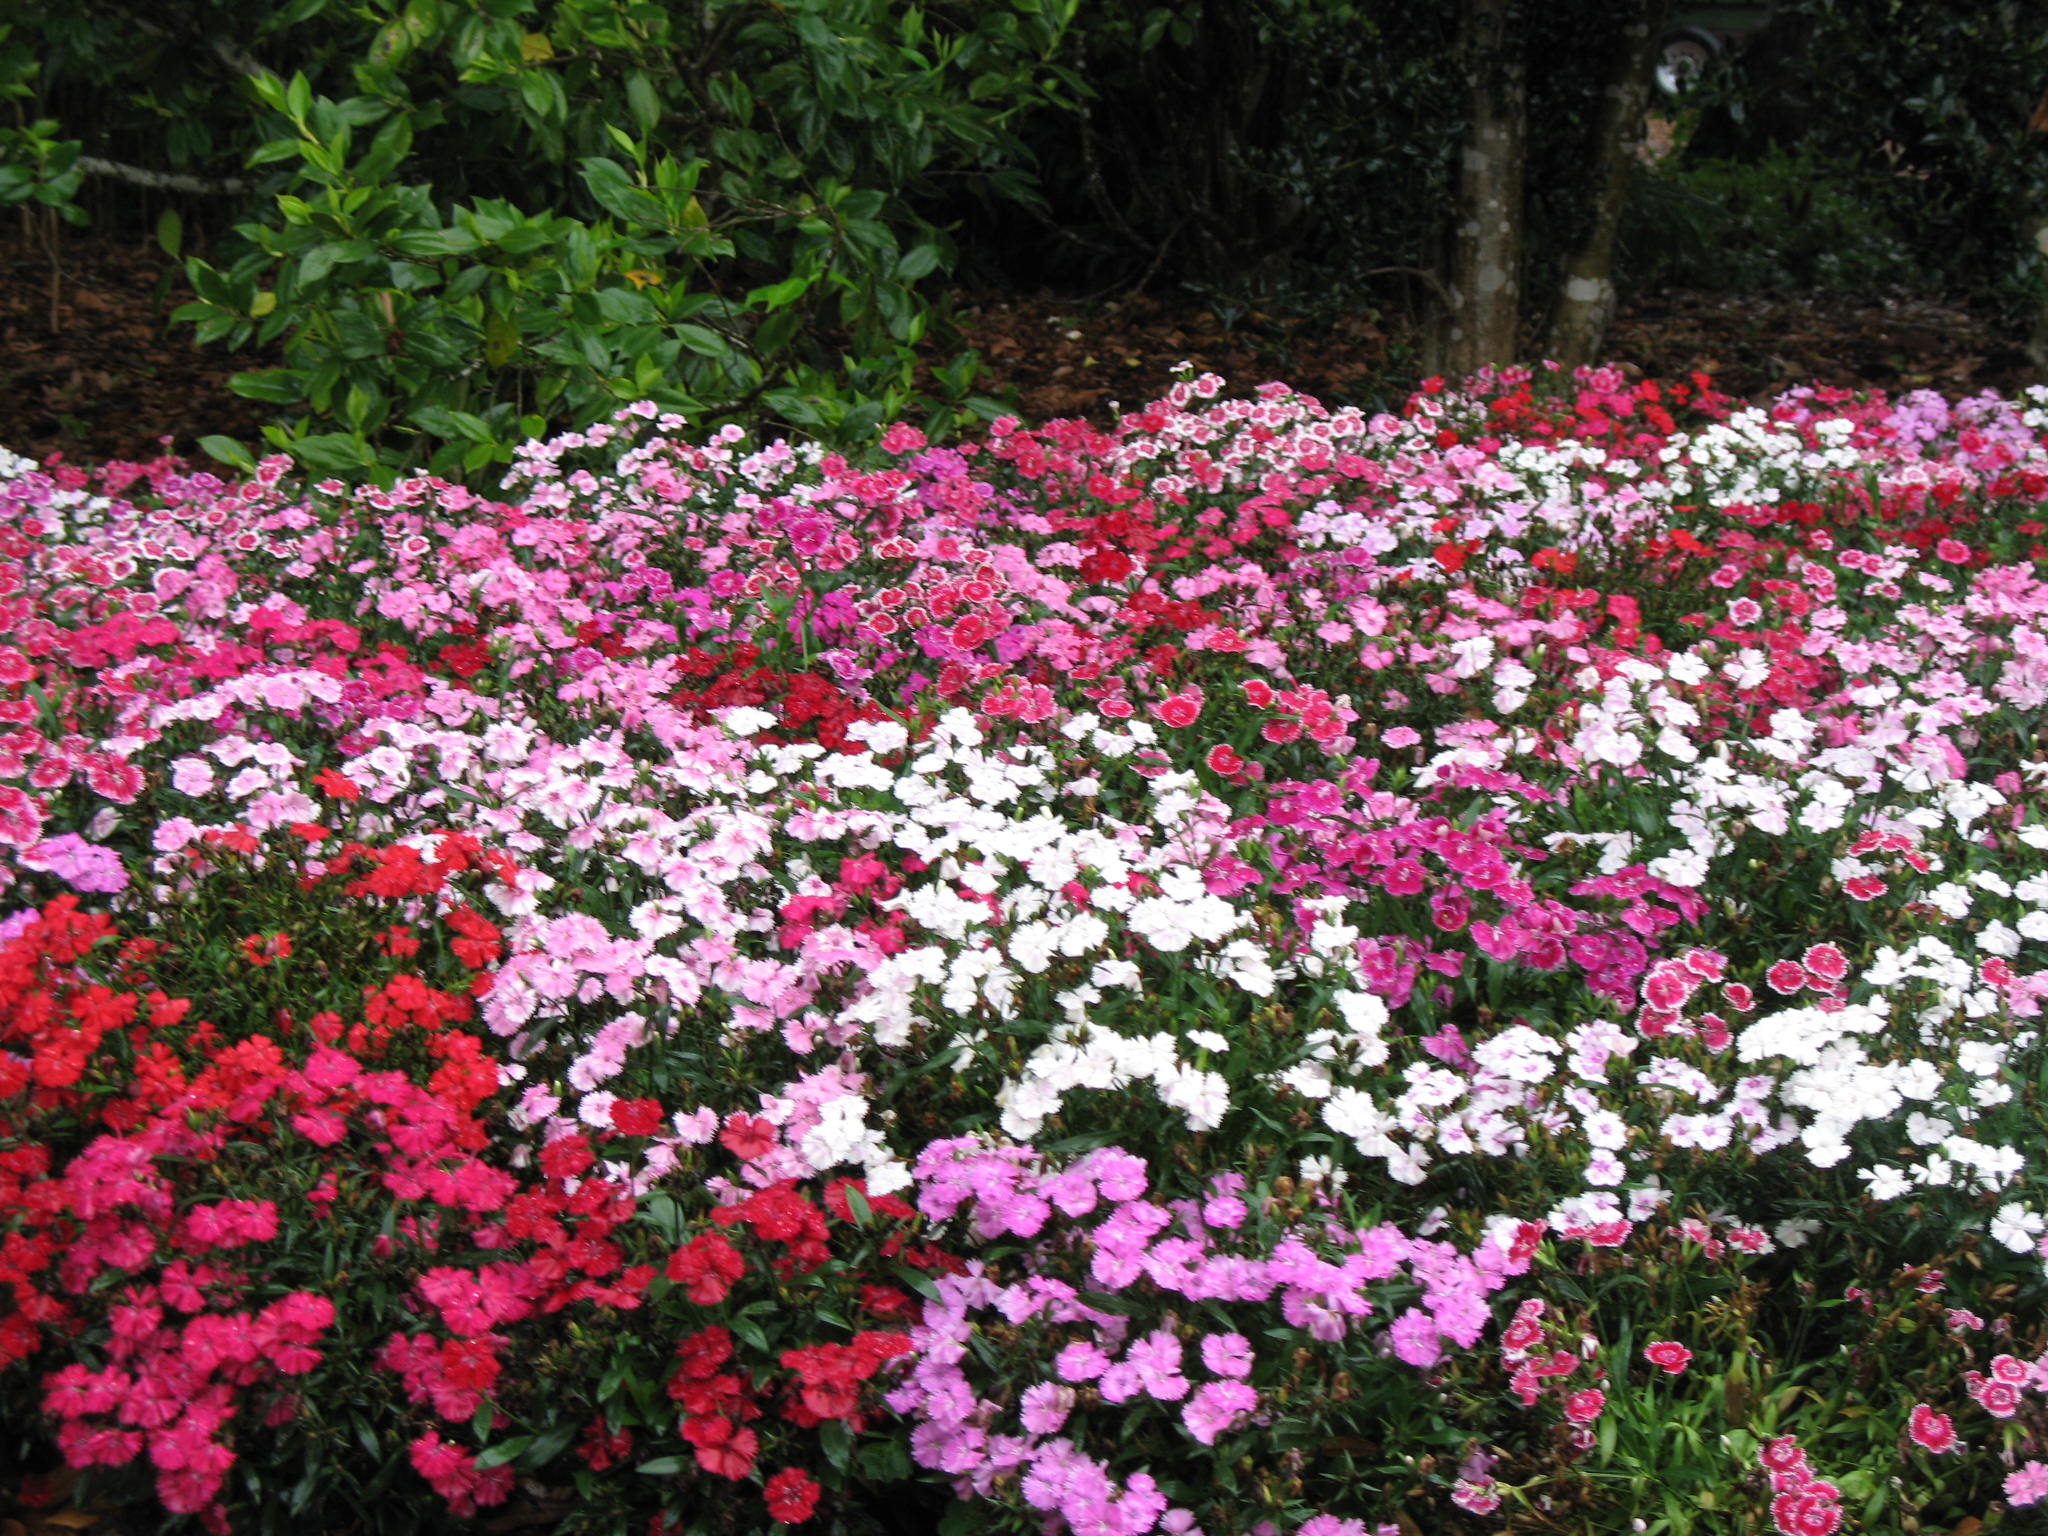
[0,238,277,470]
[0,233,2038,472]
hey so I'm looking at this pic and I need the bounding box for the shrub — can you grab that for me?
[159,0,1080,482]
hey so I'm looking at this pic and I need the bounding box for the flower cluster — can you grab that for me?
[5,365,2048,1531]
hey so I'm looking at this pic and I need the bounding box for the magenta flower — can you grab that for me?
[1198,1332,1254,1379]
[1019,1382,1075,1436]
[1387,1307,1441,1368]
[1055,1341,1110,1383]
[1180,1380,1256,1445]
[1907,1404,1959,1454]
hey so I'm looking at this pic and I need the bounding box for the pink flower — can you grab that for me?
[1765,960,1808,995]
[1979,1381,2022,1419]
[1199,1333,1254,1379]
[1020,1382,1075,1435]
[1642,1341,1693,1374]
[1990,1353,2031,1384]
[1907,1404,1959,1454]
[1055,1342,1110,1382]
[1564,1388,1605,1424]
[1800,942,1848,983]
[1450,1479,1502,1515]
[2005,1460,2048,1507]
[1771,1486,1842,1536]
[1759,1435,1808,1477]
[1180,1380,1256,1445]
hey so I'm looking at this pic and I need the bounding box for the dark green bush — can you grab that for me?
[1618,146,1921,296]
[171,0,1082,480]
[2,2,1077,480]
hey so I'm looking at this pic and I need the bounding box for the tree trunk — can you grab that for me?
[1432,0,1526,379]
[1543,1,1672,370]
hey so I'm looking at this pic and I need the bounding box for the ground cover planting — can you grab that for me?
[4,366,2048,1536]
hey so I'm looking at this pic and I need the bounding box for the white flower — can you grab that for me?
[1979,919,2021,958]
[1323,1088,1397,1154]
[1186,1029,1229,1053]
[1857,1163,1913,1200]
[1905,1112,1950,1145]
[1581,1109,1629,1150]
[1922,881,1972,919]
[1773,1218,1822,1249]
[1990,1203,2045,1253]
[1278,1062,1333,1099]
[713,705,778,736]
[1297,1155,1347,1190]
[1665,651,1711,686]
[1158,1063,1230,1131]
[1958,1040,2007,1077]
[847,718,908,753]
[1647,846,1709,886]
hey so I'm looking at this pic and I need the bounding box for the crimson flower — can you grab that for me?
[1907,1403,1959,1454]
[764,1467,821,1523]
[681,1415,756,1479]
[719,1113,778,1161]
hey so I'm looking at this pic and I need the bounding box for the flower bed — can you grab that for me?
[3,367,2048,1536]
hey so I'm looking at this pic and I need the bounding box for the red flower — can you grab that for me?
[1843,875,1887,901]
[765,1468,822,1524]
[719,1113,778,1162]
[667,1232,745,1304]
[1771,1487,1842,1536]
[610,1098,665,1138]
[312,767,360,801]
[238,932,291,966]
[681,1415,756,1479]
[1759,1434,1808,1476]
[1079,549,1134,584]
[538,1134,595,1182]
[1799,942,1849,983]
[674,1326,735,1380]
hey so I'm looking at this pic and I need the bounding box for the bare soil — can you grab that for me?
[0,234,2036,471]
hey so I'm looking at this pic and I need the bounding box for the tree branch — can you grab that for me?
[88,0,269,79]
[75,158,250,196]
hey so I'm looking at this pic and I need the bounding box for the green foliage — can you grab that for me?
[1696,0,2048,309]
[1619,146,1921,295]
[0,28,87,228]
[139,0,1082,479]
